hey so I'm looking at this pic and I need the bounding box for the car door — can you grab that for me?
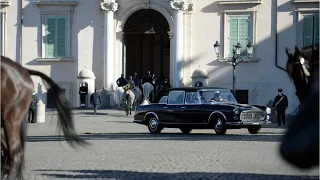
[181,92,204,123]
[163,90,186,123]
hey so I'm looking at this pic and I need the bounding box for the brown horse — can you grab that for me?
[1,56,89,180]
[281,44,319,169]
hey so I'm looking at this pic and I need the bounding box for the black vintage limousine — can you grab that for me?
[133,87,272,135]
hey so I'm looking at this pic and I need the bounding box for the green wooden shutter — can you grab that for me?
[313,15,319,45]
[56,17,67,58]
[45,17,56,58]
[229,18,239,56]
[302,16,313,47]
[239,17,249,56]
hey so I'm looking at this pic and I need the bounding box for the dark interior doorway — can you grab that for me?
[124,9,170,80]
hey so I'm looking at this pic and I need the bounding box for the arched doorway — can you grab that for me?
[124,9,170,80]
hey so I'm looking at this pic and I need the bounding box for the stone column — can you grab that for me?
[170,0,186,87]
[100,0,118,91]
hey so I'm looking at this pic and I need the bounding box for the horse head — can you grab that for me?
[285,44,319,103]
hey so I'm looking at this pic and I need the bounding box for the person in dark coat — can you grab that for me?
[142,71,152,84]
[90,89,102,115]
[28,93,38,123]
[272,88,289,126]
[133,72,141,87]
[79,83,88,107]
[116,74,128,87]
[127,75,135,89]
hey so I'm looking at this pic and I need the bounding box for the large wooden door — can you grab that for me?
[125,33,169,78]
[124,9,170,79]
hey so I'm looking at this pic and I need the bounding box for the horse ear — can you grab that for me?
[285,47,293,57]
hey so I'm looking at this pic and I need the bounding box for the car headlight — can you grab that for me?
[266,107,271,114]
[233,108,240,115]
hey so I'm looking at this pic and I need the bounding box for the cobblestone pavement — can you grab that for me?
[24,109,319,180]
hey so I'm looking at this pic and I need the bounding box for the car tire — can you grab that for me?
[147,116,163,134]
[214,117,227,135]
[248,126,261,134]
[180,128,192,134]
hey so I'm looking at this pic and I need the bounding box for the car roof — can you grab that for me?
[154,87,230,102]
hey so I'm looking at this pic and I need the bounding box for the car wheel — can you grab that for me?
[147,116,163,134]
[214,118,227,135]
[180,128,192,134]
[248,126,261,134]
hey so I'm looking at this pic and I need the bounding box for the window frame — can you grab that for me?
[223,12,256,60]
[167,90,186,105]
[298,12,319,47]
[43,15,69,58]
[158,96,168,104]
[38,10,73,61]
[184,92,201,105]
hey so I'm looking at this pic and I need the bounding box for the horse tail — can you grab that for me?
[27,69,89,147]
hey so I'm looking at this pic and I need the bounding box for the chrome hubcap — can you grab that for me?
[215,119,222,131]
[149,118,158,129]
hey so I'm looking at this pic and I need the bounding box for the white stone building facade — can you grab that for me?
[0,0,319,112]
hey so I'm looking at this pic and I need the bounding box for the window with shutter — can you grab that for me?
[228,16,250,57]
[44,15,68,58]
[302,14,319,47]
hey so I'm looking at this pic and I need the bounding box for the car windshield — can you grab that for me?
[198,89,237,103]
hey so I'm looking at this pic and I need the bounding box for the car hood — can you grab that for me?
[218,102,262,111]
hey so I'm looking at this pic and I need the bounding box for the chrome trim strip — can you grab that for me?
[207,111,227,124]
[225,122,242,125]
[143,112,159,121]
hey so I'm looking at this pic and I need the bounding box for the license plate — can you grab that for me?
[252,122,259,125]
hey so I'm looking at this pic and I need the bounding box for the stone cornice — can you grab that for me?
[292,0,319,4]
[33,0,78,6]
[217,0,262,5]
[100,0,118,12]
[0,0,11,8]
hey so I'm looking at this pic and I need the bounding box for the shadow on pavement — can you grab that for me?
[27,132,283,142]
[34,169,319,180]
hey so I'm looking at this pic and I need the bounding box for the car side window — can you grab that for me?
[159,96,168,104]
[168,91,185,105]
[185,92,201,104]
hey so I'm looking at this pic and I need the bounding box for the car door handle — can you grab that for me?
[181,107,186,109]
[163,107,168,109]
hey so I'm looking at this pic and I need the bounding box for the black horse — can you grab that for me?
[282,44,319,169]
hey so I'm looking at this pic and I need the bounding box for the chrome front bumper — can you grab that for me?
[226,120,271,126]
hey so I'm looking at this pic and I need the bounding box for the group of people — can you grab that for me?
[116,71,171,102]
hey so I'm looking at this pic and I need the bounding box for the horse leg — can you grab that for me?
[3,108,27,180]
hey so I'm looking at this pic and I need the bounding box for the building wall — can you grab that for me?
[3,0,317,113]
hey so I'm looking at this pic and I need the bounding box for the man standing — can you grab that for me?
[133,72,141,87]
[28,92,38,123]
[272,88,289,126]
[127,75,135,89]
[90,89,101,115]
[142,71,152,84]
[79,82,88,108]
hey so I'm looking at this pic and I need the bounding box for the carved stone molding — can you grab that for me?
[167,31,174,39]
[292,0,319,4]
[100,0,118,12]
[0,0,10,8]
[116,31,124,40]
[170,0,187,11]
[33,0,78,6]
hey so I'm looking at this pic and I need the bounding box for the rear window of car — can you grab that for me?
[159,96,168,104]
[168,91,185,105]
